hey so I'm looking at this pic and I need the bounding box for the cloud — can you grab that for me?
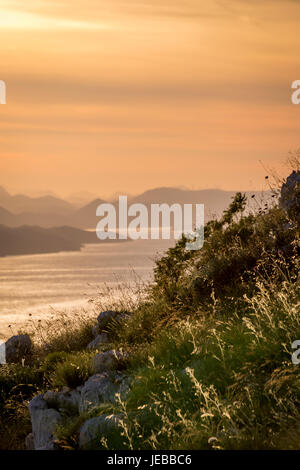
[0,1,247,24]
[3,73,291,108]
[0,8,112,30]
[0,1,116,30]
[1,1,300,30]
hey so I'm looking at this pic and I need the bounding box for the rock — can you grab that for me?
[28,395,62,450]
[91,324,99,338]
[43,389,81,413]
[280,170,300,219]
[91,349,127,374]
[87,333,109,350]
[79,414,120,450]
[5,334,32,363]
[25,432,34,450]
[29,394,47,412]
[97,310,125,330]
[79,372,129,414]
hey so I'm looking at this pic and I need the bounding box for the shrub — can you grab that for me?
[111,269,300,450]
[50,352,93,389]
[28,309,96,358]
[0,363,44,450]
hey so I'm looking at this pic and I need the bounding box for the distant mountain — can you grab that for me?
[70,188,270,230]
[128,187,270,222]
[0,186,270,230]
[0,206,16,226]
[128,187,236,220]
[0,225,99,257]
[0,186,10,199]
[17,189,59,198]
[71,198,107,229]
[0,186,75,215]
[67,191,99,207]
[0,208,74,228]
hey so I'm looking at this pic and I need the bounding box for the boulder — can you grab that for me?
[79,414,121,450]
[96,311,129,330]
[5,334,32,363]
[91,349,127,374]
[28,395,62,450]
[97,310,120,329]
[87,333,109,351]
[280,170,300,219]
[43,389,81,413]
[79,372,129,414]
[91,324,99,338]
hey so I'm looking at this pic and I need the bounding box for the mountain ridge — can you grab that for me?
[0,185,270,229]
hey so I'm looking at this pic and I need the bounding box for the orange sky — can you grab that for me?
[0,0,300,198]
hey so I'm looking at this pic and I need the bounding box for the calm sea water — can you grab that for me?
[0,239,173,340]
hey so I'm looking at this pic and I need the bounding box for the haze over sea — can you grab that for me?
[0,239,173,340]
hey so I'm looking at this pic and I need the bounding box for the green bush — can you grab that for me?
[110,272,300,450]
[0,363,44,450]
[42,351,70,372]
[151,195,298,314]
[50,352,93,389]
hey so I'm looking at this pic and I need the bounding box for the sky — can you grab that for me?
[0,0,300,198]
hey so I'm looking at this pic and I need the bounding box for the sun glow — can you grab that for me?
[0,9,111,30]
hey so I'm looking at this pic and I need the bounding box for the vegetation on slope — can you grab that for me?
[0,162,300,450]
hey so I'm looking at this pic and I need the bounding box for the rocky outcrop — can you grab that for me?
[87,333,109,350]
[91,350,128,374]
[28,395,62,450]
[5,334,32,363]
[280,170,300,219]
[97,310,121,329]
[26,311,132,450]
[92,310,129,334]
[79,372,129,414]
[89,310,129,345]
[91,324,100,338]
[43,387,81,414]
[89,310,130,348]
[27,352,131,450]
[79,414,121,450]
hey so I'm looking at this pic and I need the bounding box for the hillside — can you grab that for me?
[0,169,299,450]
[0,225,97,257]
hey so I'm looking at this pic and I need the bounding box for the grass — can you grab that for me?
[27,308,96,357]
[1,162,300,450]
[115,274,300,450]
[93,272,293,450]
[0,363,44,449]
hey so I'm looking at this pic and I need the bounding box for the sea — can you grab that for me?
[0,239,173,340]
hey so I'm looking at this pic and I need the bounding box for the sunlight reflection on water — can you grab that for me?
[0,239,173,339]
